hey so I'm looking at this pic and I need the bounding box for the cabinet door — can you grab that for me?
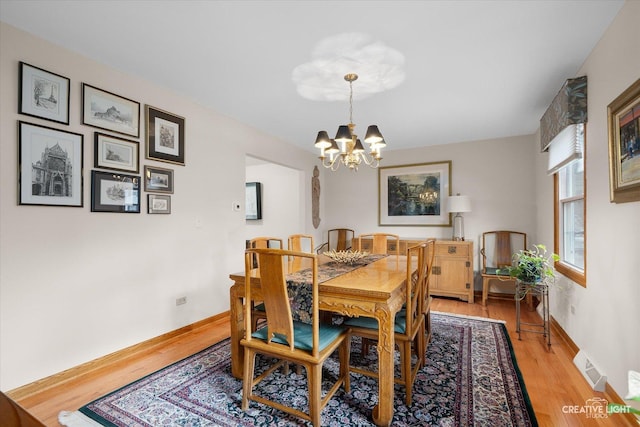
[435,257,471,292]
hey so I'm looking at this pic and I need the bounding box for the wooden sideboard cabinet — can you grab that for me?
[358,237,474,304]
[431,240,474,303]
[358,237,423,255]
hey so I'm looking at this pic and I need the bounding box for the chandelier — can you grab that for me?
[314,73,386,171]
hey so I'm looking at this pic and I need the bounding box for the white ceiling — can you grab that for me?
[0,0,624,153]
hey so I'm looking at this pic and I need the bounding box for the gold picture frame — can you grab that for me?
[608,78,640,203]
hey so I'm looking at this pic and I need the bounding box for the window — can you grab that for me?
[553,127,586,286]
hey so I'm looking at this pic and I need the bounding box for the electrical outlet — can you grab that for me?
[176,296,187,306]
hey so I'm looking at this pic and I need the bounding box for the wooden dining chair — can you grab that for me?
[316,228,354,253]
[419,239,436,366]
[480,231,527,306]
[355,232,400,255]
[287,234,314,253]
[344,242,426,405]
[241,248,351,426]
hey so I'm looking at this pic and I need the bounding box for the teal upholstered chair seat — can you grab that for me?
[344,310,407,334]
[253,321,345,352]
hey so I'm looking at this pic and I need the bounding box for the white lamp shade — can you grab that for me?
[448,195,471,213]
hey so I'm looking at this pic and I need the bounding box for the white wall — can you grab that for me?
[535,1,640,398]
[245,161,307,242]
[0,23,321,390]
[323,134,538,282]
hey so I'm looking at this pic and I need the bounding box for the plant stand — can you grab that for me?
[515,280,550,347]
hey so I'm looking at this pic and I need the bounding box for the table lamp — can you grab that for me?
[448,194,471,241]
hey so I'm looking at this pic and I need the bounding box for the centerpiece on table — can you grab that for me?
[323,249,369,265]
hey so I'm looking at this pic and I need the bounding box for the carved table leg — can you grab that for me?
[372,305,395,427]
[229,283,245,379]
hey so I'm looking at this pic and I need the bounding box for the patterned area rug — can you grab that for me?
[62,313,537,426]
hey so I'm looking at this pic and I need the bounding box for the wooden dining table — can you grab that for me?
[228,254,408,427]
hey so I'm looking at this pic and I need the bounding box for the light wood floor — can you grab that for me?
[8,297,636,426]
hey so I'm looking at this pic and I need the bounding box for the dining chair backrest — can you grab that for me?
[405,243,425,338]
[288,234,314,253]
[248,236,283,250]
[247,237,283,268]
[327,228,354,251]
[480,230,527,306]
[356,233,400,255]
[481,231,527,273]
[422,239,436,315]
[245,248,314,352]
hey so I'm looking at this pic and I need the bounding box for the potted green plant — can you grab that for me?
[499,244,560,285]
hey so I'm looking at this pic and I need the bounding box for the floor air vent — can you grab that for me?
[574,350,607,391]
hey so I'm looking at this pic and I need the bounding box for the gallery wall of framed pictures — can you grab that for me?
[16,60,185,215]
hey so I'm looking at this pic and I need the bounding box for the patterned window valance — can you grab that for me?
[540,76,587,152]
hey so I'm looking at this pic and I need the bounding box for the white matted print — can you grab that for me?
[94,132,139,173]
[19,62,70,125]
[148,194,171,214]
[82,84,140,137]
[146,105,185,165]
[19,121,83,207]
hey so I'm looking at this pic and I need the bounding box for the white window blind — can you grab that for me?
[547,123,584,175]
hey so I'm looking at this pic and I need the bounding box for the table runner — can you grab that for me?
[286,254,387,323]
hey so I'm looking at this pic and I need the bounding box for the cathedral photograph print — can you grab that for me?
[18,121,84,207]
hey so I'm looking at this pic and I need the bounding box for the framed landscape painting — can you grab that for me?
[82,84,140,137]
[18,121,83,207]
[146,105,185,165]
[94,132,139,173]
[608,78,640,203]
[378,161,452,226]
[19,62,70,125]
[91,170,140,213]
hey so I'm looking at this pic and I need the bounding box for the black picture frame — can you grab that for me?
[245,182,262,220]
[82,83,140,137]
[94,132,139,173]
[144,165,174,194]
[146,105,185,165]
[19,62,70,125]
[18,121,83,207]
[91,170,140,213]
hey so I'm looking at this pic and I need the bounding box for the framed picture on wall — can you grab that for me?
[608,78,640,203]
[18,121,83,207]
[82,83,140,137]
[144,165,174,194]
[19,62,70,125]
[94,132,139,173]
[378,161,452,226]
[245,182,262,220]
[91,170,140,213]
[148,194,171,214]
[145,105,185,165]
